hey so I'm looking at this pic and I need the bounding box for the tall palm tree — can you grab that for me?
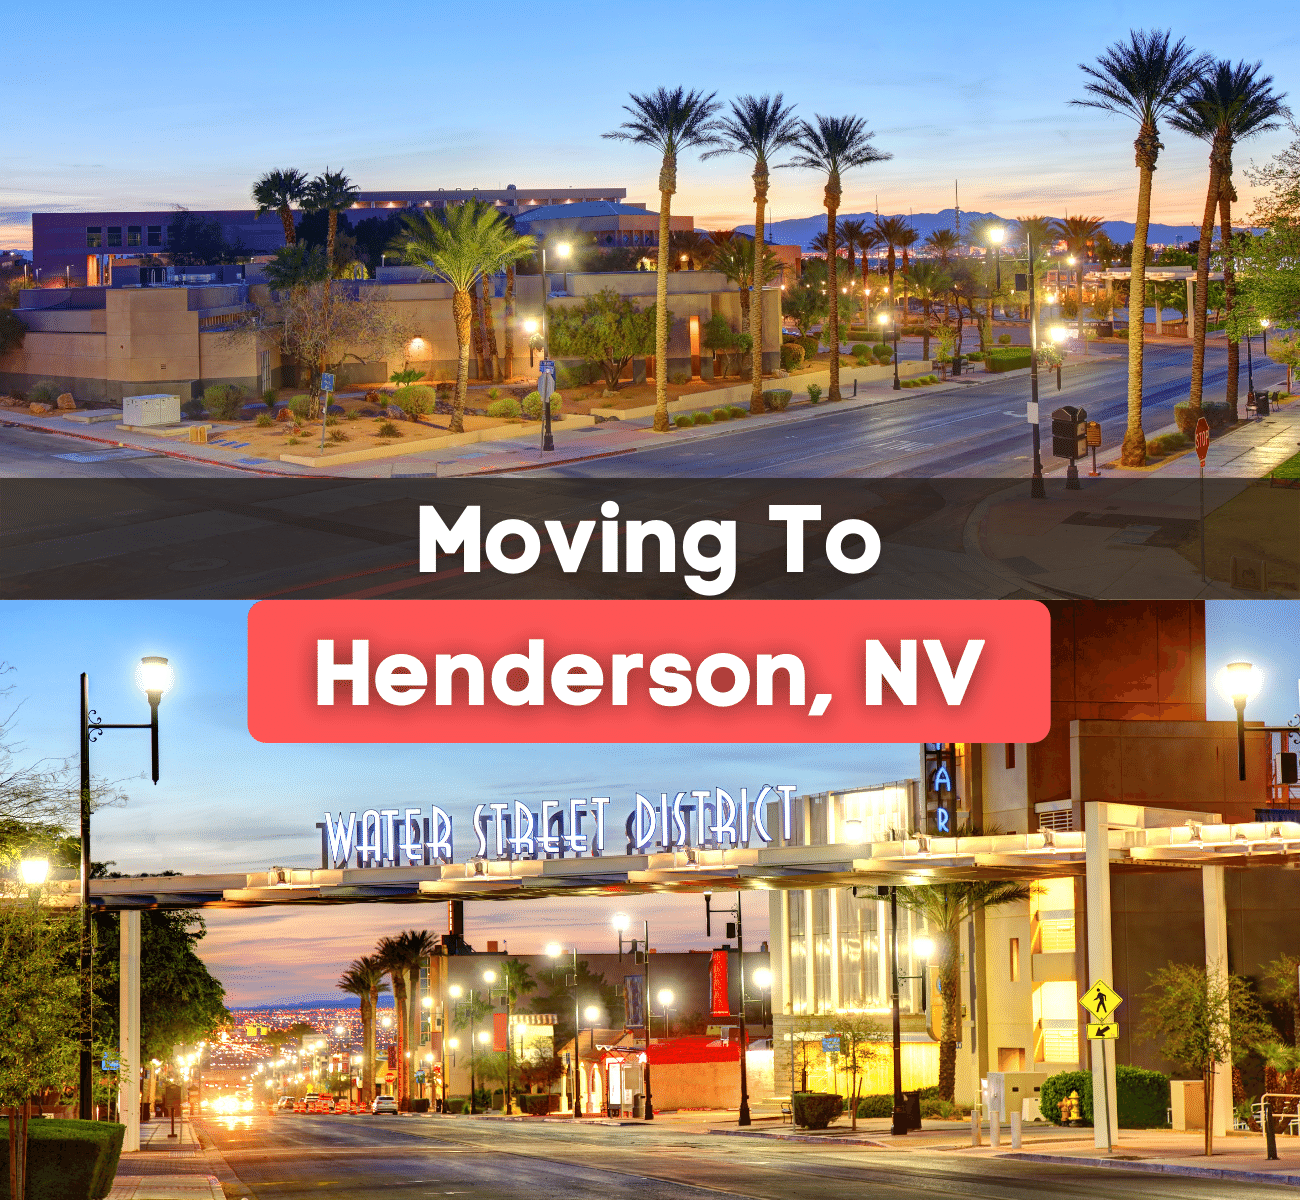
[1170,61,1289,419]
[874,215,913,325]
[1055,215,1106,347]
[791,116,891,400]
[895,876,1034,1103]
[703,94,801,414]
[377,930,436,1110]
[838,218,871,282]
[392,202,535,433]
[605,88,721,431]
[897,225,920,330]
[338,956,388,1106]
[252,169,309,246]
[305,168,361,276]
[924,228,960,265]
[710,236,778,327]
[1073,30,1211,466]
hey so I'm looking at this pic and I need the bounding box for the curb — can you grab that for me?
[1003,1150,1300,1187]
[707,1126,888,1148]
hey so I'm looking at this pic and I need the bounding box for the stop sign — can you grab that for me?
[1195,416,1210,463]
[385,1070,397,1082]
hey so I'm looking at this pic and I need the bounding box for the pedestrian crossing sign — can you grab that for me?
[1080,979,1123,1020]
[1086,1022,1119,1040]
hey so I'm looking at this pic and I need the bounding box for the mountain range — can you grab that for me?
[733,208,1205,250]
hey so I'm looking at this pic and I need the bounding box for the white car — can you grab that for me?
[372,1095,399,1114]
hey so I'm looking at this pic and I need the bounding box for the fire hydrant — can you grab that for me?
[1059,1090,1081,1124]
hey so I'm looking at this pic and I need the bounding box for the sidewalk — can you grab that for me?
[109,1116,224,1200]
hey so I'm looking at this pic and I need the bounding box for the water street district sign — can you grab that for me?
[1087,1022,1120,1041]
[319,373,335,393]
[1080,979,1123,1020]
[821,1036,841,1054]
[101,1059,120,1072]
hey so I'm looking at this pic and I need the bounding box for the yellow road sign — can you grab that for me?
[1087,1022,1119,1040]
[1080,979,1123,1020]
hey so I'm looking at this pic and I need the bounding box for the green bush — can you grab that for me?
[1146,431,1190,457]
[555,363,598,389]
[727,405,746,418]
[674,413,693,428]
[780,343,806,369]
[850,343,870,357]
[792,1092,844,1129]
[799,336,819,360]
[1040,1070,1093,1125]
[522,390,562,419]
[28,381,58,405]
[966,351,986,362]
[1173,399,1233,433]
[711,407,731,421]
[854,1092,894,1118]
[256,413,273,428]
[691,410,713,425]
[872,344,893,363]
[444,1098,467,1114]
[518,1094,551,1116]
[392,384,436,421]
[669,370,691,385]
[287,394,313,422]
[262,389,278,409]
[487,397,522,418]
[986,350,1033,373]
[376,421,402,438]
[764,388,793,411]
[204,383,246,420]
[1039,1066,1169,1128]
[806,383,822,405]
[0,1118,125,1200]
[998,333,1012,345]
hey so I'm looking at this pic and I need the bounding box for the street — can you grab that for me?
[199,1113,1296,1200]
[0,421,250,476]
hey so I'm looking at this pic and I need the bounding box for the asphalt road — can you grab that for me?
[200,1113,1295,1200]
[540,343,1285,479]
[0,421,248,477]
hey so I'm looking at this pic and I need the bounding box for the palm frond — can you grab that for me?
[1072,29,1211,126]
[789,114,892,174]
[701,93,801,164]
[603,86,721,154]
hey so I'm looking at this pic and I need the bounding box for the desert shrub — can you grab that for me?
[435,381,453,400]
[262,389,278,409]
[727,405,746,418]
[487,397,522,418]
[392,384,435,422]
[345,409,358,420]
[805,383,821,405]
[792,1092,844,1130]
[487,387,500,401]
[901,379,915,388]
[799,335,819,359]
[998,333,1012,345]
[763,388,792,412]
[522,390,562,419]
[287,394,313,422]
[1174,400,1232,434]
[780,343,806,370]
[1146,431,1190,457]
[28,381,57,405]
[711,407,731,421]
[872,344,893,363]
[669,370,691,385]
[256,413,273,428]
[285,436,300,445]
[204,383,246,420]
[691,410,713,425]
[850,343,870,357]
[376,421,402,438]
[674,413,693,428]
[328,428,349,443]
[182,398,205,419]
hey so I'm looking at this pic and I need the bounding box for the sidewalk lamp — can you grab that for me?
[656,988,674,1039]
[78,655,173,1118]
[753,968,773,1025]
[1049,325,1068,391]
[1218,661,1262,781]
[547,941,582,1119]
[20,858,49,887]
[1261,316,1270,357]
[523,318,540,368]
[877,311,900,390]
[539,239,571,453]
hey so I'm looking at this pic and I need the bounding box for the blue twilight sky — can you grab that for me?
[5,0,1299,253]
[1,600,1296,1003]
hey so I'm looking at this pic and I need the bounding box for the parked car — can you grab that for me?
[372,1095,399,1115]
[275,1096,295,1111]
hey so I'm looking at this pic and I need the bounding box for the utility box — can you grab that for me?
[1277,752,1299,786]
[123,393,180,427]
[1051,405,1088,459]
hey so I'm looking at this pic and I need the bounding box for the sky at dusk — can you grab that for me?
[1,600,1296,1004]
[6,0,1299,252]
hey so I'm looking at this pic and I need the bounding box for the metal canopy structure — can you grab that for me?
[57,814,1300,911]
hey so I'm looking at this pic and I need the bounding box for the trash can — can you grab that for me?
[952,356,963,376]
[899,1090,923,1131]
[1051,405,1088,460]
[140,1101,152,1123]
[632,1094,644,1118]
[1258,392,1271,416]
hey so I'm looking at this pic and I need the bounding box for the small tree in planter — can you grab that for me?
[828,1012,886,1130]
[547,289,656,395]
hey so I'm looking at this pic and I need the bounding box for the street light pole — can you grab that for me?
[889,886,906,1135]
[538,240,570,453]
[1027,231,1045,499]
[79,658,171,1119]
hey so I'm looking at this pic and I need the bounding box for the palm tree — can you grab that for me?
[894,878,1034,1103]
[792,116,891,400]
[1170,61,1289,420]
[605,88,721,431]
[838,217,871,282]
[304,169,360,276]
[1055,215,1106,348]
[669,229,715,270]
[338,956,388,1106]
[924,228,959,264]
[710,236,778,328]
[377,930,436,1110]
[908,262,953,360]
[874,215,913,327]
[703,95,800,414]
[252,169,309,246]
[897,225,920,330]
[392,202,535,433]
[1073,30,1211,466]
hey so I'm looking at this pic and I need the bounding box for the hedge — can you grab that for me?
[986,350,1033,373]
[1173,399,1232,433]
[763,389,792,412]
[780,343,805,369]
[0,1119,125,1200]
[1039,1065,1170,1128]
[792,1092,844,1129]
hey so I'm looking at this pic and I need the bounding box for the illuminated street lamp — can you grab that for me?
[752,968,773,1025]
[1218,662,1263,780]
[20,858,49,888]
[77,656,173,1118]
[877,311,900,390]
[656,989,674,1039]
[1049,325,1068,392]
[547,942,582,1119]
[523,318,540,368]
[539,239,571,452]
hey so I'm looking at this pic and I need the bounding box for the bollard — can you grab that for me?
[971,1106,981,1147]
[989,1112,1001,1147]
[1266,1100,1279,1161]
[1011,1111,1022,1149]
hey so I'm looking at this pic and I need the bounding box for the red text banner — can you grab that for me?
[247,599,1051,744]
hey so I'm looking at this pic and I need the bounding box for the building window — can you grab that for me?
[147,226,162,247]
[1005,743,1016,769]
[127,226,141,247]
[1009,937,1020,982]
[166,225,175,244]
[86,227,102,248]
[106,227,122,248]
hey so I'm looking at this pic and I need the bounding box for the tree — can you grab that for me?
[1073,30,1211,465]
[1141,962,1270,1155]
[908,262,953,360]
[547,288,656,392]
[304,169,360,277]
[0,308,23,356]
[669,229,714,271]
[894,876,1034,1102]
[1170,61,1288,421]
[1055,215,1106,346]
[605,87,721,431]
[873,216,913,323]
[924,228,959,264]
[376,930,435,1110]
[700,312,751,377]
[828,1011,886,1130]
[783,280,829,339]
[263,244,330,290]
[530,959,620,1051]
[704,94,801,413]
[391,202,535,433]
[252,169,309,247]
[338,956,388,1105]
[792,116,891,400]
[709,236,779,327]
[167,209,235,265]
[1261,953,1300,1046]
